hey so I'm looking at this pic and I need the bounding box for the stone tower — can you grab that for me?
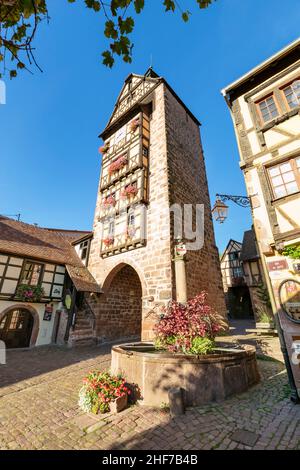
[88,69,226,343]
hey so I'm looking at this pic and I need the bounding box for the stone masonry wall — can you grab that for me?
[88,83,174,340]
[88,79,227,343]
[164,85,227,318]
[91,265,142,342]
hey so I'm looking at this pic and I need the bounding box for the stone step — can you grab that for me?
[71,328,94,337]
[71,336,97,347]
[74,320,92,328]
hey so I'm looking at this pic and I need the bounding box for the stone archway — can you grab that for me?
[96,264,143,343]
[0,304,40,348]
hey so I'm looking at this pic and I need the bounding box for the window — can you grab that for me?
[257,95,279,124]
[232,267,243,278]
[79,240,89,261]
[283,79,300,109]
[20,261,43,286]
[229,252,239,261]
[268,158,300,199]
[108,220,115,237]
[128,211,135,227]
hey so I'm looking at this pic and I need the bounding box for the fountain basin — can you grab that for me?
[111,342,260,407]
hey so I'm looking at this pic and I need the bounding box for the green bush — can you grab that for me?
[188,337,215,355]
[282,244,300,260]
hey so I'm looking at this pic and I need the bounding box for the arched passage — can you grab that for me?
[0,304,39,348]
[96,264,143,342]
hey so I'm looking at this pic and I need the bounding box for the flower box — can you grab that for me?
[78,370,130,415]
[110,393,128,413]
[108,155,127,175]
[99,144,109,155]
[103,237,114,247]
[121,184,138,198]
[102,195,116,208]
[15,284,44,302]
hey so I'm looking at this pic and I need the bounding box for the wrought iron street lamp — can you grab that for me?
[211,199,229,224]
[212,194,250,223]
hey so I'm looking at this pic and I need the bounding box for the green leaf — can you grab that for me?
[134,0,144,14]
[104,20,118,39]
[118,16,134,35]
[182,11,190,22]
[163,0,176,12]
[102,50,114,68]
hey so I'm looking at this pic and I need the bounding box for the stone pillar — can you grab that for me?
[174,241,187,303]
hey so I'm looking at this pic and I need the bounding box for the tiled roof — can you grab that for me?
[0,216,83,266]
[41,227,92,242]
[0,216,101,293]
[66,265,102,294]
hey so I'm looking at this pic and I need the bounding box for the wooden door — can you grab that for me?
[0,308,34,348]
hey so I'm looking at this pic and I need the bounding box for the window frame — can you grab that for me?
[255,93,280,126]
[19,259,44,287]
[267,157,300,200]
[281,77,300,110]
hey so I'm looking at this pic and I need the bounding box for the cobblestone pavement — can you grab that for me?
[0,329,299,450]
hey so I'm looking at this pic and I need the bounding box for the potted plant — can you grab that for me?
[103,237,114,247]
[16,284,44,302]
[154,292,225,355]
[108,155,127,175]
[78,370,129,414]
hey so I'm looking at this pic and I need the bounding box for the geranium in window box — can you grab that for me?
[108,155,127,175]
[129,118,140,133]
[99,143,109,155]
[103,237,114,247]
[16,284,44,302]
[78,370,129,415]
[102,195,116,208]
[121,184,138,199]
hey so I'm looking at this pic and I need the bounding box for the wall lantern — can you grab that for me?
[212,193,251,224]
[211,199,229,224]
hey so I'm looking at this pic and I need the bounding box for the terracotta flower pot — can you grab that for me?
[110,394,128,413]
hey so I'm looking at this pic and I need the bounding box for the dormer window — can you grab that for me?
[256,95,279,124]
[282,79,300,109]
[79,240,89,261]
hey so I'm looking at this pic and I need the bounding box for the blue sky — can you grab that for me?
[0,0,299,253]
